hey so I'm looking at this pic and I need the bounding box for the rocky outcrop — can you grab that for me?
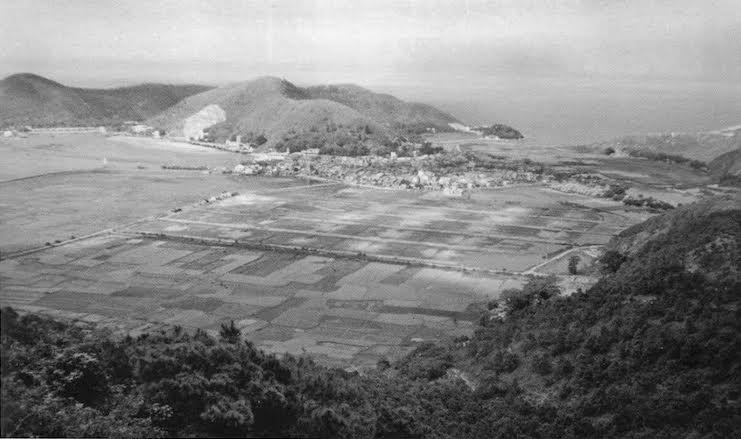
[183,104,226,140]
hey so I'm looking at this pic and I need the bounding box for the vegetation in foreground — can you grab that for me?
[1,198,739,438]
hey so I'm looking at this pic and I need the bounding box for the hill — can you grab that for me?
[583,127,740,164]
[607,196,739,278]
[470,124,523,139]
[0,73,211,128]
[305,84,459,133]
[147,77,462,152]
[709,148,741,185]
[2,197,739,438]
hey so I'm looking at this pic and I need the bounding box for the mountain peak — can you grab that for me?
[2,73,65,88]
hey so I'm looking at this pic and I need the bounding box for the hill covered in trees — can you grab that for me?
[2,196,738,438]
[0,73,212,128]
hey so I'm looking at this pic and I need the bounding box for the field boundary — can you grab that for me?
[128,229,541,277]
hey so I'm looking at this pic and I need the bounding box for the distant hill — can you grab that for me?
[305,84,459,132]
[583,127,741,163]
[708,148,741,185]
[470,124,523,139]
[147,76,462,150]
[0,73,211,128]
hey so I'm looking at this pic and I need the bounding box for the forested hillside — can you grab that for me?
[2,197,738,438]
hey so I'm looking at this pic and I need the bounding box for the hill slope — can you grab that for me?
[709,148,741,185]
[148,77,461,149]
[0,73,211,128]
[305,84,459,132]
[148,77,384,146]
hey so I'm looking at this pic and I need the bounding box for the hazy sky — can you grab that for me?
[1,0,739,88]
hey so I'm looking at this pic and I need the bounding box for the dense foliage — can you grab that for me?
[2,202,739,438]
[273,124,381,156]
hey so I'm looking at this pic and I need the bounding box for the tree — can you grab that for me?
[219,320,241,343]
[599,250,627,274]
[568,255,581,275]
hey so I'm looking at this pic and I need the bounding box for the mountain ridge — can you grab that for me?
[0,73,212,128]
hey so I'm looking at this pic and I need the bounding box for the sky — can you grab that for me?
[1,0,739,87]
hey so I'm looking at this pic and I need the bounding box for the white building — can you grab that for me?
[131,124,151,134]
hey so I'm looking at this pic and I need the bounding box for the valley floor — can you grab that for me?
[0,133,683,367]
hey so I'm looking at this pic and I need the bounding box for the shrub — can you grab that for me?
[483,350,519,373]
[418,142,443,155]
[603,184,626,200]
[521,275,561,301]
[568,255,581,275]
[531,353,552,375]
[500,288,531,311]
[218,320,241,343]
[598,250,627,274]
[46,350,109,404]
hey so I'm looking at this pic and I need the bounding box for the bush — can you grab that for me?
[418,142,443,155]
[500,275,561,311]
[219,320,241,343]
[397,342,454,380]
[46,350,109,404]
[598,250,627,274]
[531,353,552,375]
[483,350,519,373]
[568,255,581,275]
[603,184,626,200]
[500,288,531,311]
[521,275,561,301]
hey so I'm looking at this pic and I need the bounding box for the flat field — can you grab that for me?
[1,234,523,368]
[0,134,647,367]
[0,134,296,253]
[129,181,635,272]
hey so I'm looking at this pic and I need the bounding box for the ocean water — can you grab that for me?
[380,76,741,146]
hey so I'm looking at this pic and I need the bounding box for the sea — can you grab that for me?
[379,75,741,147]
